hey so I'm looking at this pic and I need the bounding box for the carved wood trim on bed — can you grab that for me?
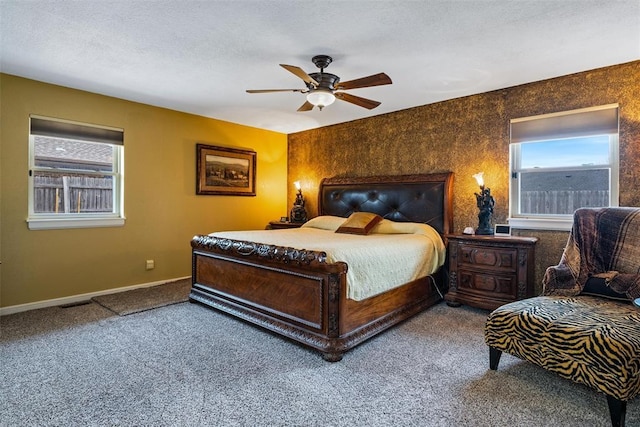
[190,172,454,361]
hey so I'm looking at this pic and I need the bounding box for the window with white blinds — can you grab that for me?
[28,115,125,230]
[509,104,619,231]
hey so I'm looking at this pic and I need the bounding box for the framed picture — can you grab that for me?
[196,144,256,196]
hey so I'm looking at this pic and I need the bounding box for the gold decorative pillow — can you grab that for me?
[335,212,383,235]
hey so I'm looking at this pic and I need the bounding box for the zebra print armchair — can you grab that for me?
[484,208,640,427]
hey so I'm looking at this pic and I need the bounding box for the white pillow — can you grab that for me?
[301,215,347,231]
[374,219,439,237]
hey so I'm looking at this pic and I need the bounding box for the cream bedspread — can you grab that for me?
[210,217,446,301]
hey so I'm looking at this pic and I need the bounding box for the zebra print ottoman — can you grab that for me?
[484,295,640,427]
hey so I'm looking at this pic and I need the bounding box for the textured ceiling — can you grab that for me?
[1,1,639,134]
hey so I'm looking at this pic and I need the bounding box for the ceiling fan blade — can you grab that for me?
[280,64,319,87]
[246,89,305,93]
[297,101,314,112]
[334,92,381,110]
[336,73,392,90]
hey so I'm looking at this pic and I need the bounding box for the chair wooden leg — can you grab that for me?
[606,394,626,427]
[489,346,502,370]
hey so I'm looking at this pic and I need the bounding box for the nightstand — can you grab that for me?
[445,234,538,310]
[267,221,304,230]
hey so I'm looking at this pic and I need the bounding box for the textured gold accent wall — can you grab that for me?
[288,60,640,293]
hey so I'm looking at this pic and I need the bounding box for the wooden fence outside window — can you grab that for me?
[520,190,609,215]
[33,174,113,213]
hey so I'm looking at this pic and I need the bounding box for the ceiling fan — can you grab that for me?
[246,55,392,111]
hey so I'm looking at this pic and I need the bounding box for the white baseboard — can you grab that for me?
[0,276,191,316]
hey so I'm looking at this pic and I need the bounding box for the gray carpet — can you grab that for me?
[91,278,191,315]
[0,296,637,426]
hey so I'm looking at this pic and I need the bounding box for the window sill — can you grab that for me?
[27,216,125,230]
[508,217,572,232]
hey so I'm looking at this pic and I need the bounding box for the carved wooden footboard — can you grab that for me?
[190,172,454,361]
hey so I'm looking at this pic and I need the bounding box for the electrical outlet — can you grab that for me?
[145,259,155,270]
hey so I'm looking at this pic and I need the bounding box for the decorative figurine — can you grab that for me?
[473,172,495,235]
[290,181,308,223]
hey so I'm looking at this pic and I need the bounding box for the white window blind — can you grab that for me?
[30,116,124,145]
[511,104,618,143]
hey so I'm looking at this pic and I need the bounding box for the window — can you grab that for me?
[28,115,125,230]
[509,104,619,231]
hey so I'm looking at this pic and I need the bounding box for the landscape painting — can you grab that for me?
[196,144,256,196]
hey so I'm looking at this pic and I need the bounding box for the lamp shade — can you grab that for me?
[472,172,484,187]
[306,90,336,109]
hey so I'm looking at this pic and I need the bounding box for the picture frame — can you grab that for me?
[196,143,256,196]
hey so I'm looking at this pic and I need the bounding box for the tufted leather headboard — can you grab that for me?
[318,172,454,236]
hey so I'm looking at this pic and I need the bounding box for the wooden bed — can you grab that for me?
[190,172,454,361]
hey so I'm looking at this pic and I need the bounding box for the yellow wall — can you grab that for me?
[0,74,288,308]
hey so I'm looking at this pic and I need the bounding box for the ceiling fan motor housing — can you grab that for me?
[307,72,340,91]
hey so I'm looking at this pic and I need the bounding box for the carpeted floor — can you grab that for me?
[0,291,637,426]
[91,278,191,315]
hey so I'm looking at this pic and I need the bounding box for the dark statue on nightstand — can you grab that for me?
[290,188,307,223]
[475,186,495,235]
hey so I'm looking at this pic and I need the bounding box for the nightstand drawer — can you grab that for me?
[458,270,517,299]
[458,245,518,273]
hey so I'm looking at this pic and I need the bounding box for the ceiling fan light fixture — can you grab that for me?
[306,90,336,110]
[247,56,391,111]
